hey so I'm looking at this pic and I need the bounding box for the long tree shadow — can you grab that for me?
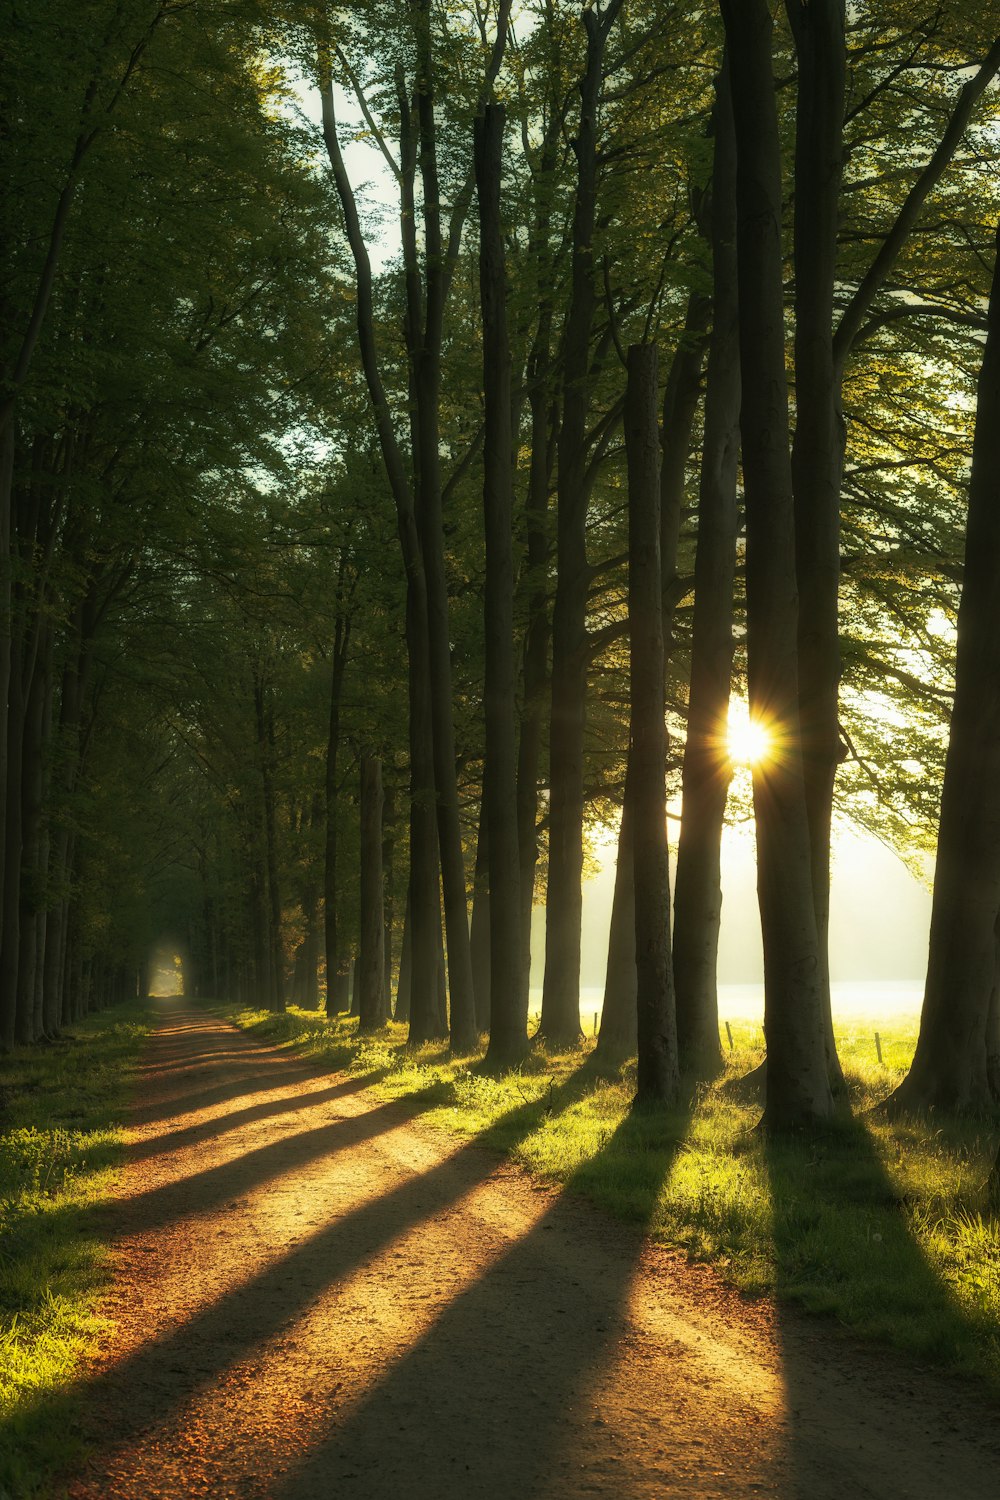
[127,1015,371,1129]
[109,1094,430,1238]
[763,1114,1000,1497]
[266,1091,695,1500]
[14,1068,595,1480]
[129,1063,366,1127]
[37,1065,696,1499]
[127,1075,376,1163]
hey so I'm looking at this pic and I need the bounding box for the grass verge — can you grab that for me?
[0,1003,152,1497]
[219,1002,1000,1389]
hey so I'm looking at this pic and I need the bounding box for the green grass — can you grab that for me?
[0,1003,152,1497]
[222,1002,1000,1388]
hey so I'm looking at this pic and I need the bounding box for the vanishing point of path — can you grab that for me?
[65,997,1000,1499]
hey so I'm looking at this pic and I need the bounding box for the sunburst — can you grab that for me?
[727,699,771,767]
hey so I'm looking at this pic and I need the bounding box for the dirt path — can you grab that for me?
[64,997,999,1499]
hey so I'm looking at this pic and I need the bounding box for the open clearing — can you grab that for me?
[64,996,1000,1499]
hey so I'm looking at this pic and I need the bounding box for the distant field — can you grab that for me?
[553,981,925,1034]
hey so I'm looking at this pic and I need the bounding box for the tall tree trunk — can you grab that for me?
[2,638,25,1045]
[987,924,1000,1102]
[673,55,741,1074]
[539,0,623,1047]
[0,426,10,998]
[514,385,554,1014]
[255,668,284,1013]
[785,0,848,1093]
[318,62,442,1042]
[886,225,1000,1116]
[514,169,558,1021]
[476,100,526,1070]
[596,291,708,1067]
[403,584,445,1043]
[469,797,490,1032]
[659,293,710,611]
[626,345,679,1104]
[324,619,349,1017]
[15,627,50,1043]
[300,893,321,1009]
[721,0,834,1129]
[381,777,396,1015]
[396,886,412,1022]
[596,788,636,1062]
[358,751,388,1031]
[409,0,479,1052]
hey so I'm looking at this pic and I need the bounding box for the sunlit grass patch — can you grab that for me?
[220,1002,1000,1389]
[0,1003,151,1495]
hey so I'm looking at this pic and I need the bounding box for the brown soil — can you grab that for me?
[64,997,1000,1499]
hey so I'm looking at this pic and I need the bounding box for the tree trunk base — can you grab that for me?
[481,1038,529,1075]
[680,1042,725,1082]
[533,1022,583,1051]
[721,1057,767,1101]
[878,1071,999,1121]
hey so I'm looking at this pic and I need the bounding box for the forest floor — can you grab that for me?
[59,996,1000,1500]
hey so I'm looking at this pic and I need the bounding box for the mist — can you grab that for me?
[529,822,932,1022]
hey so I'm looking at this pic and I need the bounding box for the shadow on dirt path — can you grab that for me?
[34,997,1000,1500]
[765,1118,1000,1498]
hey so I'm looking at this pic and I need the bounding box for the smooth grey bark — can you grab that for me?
[673,56,740,1075]
[597,288,708,1067]
[16,624,50,1041]
[595,788,636,1062]
[318,57,442,1043]
[0,428,10,1009]
[320,5,511,1049]
[409,0,480,1053]
[469,797,490,1032]
[358,751,388,1031]
[254,662,284,1013]
[784,0,848,1094]
[659,293,710,612]
[395,887,412,1021]
[381,777,396,1015]
[2,631,25,1044]
[988,930,1000,1102]
[540,0,624,1047]
[885,225,1000,1116]
[626,344,679,1105]
[514,379,554,1014]
[720,0,834,1129]
[513,92,561,1021]
[786,16,1000,1096]
[476,100,526,1071]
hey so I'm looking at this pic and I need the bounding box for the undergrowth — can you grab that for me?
[0,1003,151,1497]
[222,1002,1000,1389]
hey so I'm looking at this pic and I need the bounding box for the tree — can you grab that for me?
[671,54,740,1075]
[475,100,527,1069]
[626,343,678,1105]
[887,224,1000,1115]
[311,1,514,1052]
[539,0,624,1048]
[358,750,388,1030]
[720,0,835,1128]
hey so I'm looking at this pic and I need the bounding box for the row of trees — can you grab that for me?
[3,0,999,1133]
